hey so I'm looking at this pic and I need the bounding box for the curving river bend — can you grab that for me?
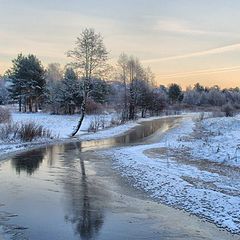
[0,117,238,240]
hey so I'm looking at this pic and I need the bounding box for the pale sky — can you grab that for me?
[1,0,240,88]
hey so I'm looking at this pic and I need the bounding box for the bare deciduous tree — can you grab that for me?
[67,28,108,136]
[118,53,129,122]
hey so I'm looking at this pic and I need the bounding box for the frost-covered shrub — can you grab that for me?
[19,122,52,141]
[222,103,235,117]
[0,107,11,123]
[0,122,52,142]
[0,123,19,141]
[196,112,205,122]
[88,121,98,133]
[87,116,106,133]
[183,90,201,105]
[110,114,122,126]
[207,89,226,106]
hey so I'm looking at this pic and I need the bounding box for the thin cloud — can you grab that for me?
[157,65,240,79]
[153,18,230,37]
[143,43,240,63]
[155,19,209,35]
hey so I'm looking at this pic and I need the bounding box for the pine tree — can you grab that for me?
[60,68,82,115]
[168,83,183,104]
[8,54,45,112]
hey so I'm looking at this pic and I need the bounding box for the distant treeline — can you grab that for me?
[1,28,239,121]
[1,64,239,118]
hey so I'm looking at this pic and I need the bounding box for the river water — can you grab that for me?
[0,117,238,240]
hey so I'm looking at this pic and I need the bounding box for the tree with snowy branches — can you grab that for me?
[67,28,108,136]
[7,54,45,112]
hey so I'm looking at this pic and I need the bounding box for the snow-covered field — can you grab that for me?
[104,115,240,234]
[11,112,115,138]
[187,116,240,167]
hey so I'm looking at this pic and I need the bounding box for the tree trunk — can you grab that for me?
[71,97,86,137]
[29,98,33,112]
[141,108,146,118]
[19,97,22,112]
[129,103,135,120]
[129,84,135,120]
[122,71,128,122]
[23,97,27,112]
[34,98,38,112]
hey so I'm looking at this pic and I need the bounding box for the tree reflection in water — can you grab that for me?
[11,148,46,175]
[62,143,105,240]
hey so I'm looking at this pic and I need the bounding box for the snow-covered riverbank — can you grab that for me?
[0,112,123,157]
[0,111,184,158]
[105,115,240,234]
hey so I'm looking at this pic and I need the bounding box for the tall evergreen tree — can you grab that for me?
[168,83,183,104]
[8,54,45,112]
[60,68,82,114]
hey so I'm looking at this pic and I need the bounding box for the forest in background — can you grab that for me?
[0,28,240,124]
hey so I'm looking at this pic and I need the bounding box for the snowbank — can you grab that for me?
[104,116,240,234]
[0,112,120,156]
[188,116,240,167]
[10,112,115,138]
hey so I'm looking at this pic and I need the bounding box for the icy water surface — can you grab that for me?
[0,117,238,240]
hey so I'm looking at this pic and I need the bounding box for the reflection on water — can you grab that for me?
[0,117,181,240]
[80,117,179,151]
[10,117,179,176]
[11,149,46,175]
[0,142,108,240]
[61,144,105,240]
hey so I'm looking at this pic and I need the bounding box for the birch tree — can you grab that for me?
[67,28,108,136]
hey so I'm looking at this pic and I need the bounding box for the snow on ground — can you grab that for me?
[0,111,182,156]
[8,112,173,140]
[103,116,240,234]
[187,115,240,168]
[11,112,115,138]
[0,112,121,156]
[1,110,239,233]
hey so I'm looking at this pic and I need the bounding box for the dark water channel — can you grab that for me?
[0,117,237,240]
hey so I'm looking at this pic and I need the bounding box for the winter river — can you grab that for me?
[0,117,238,240]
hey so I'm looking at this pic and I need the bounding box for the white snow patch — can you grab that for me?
[187,116,240,167]
[10,112,116,138]
[104,117,240,234]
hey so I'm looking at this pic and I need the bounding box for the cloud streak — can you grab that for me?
[143,43,240,63]
[157,65,240,79]
[153,18,233,37]
[155,19,210,35]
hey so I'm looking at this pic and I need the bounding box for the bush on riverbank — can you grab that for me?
[0,121,52,142]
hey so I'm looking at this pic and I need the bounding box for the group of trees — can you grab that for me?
[45,65,81,115]
[117,54,159,121]
[183,83,240,108]
[45,63,110,115]
[1,28,240,135]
